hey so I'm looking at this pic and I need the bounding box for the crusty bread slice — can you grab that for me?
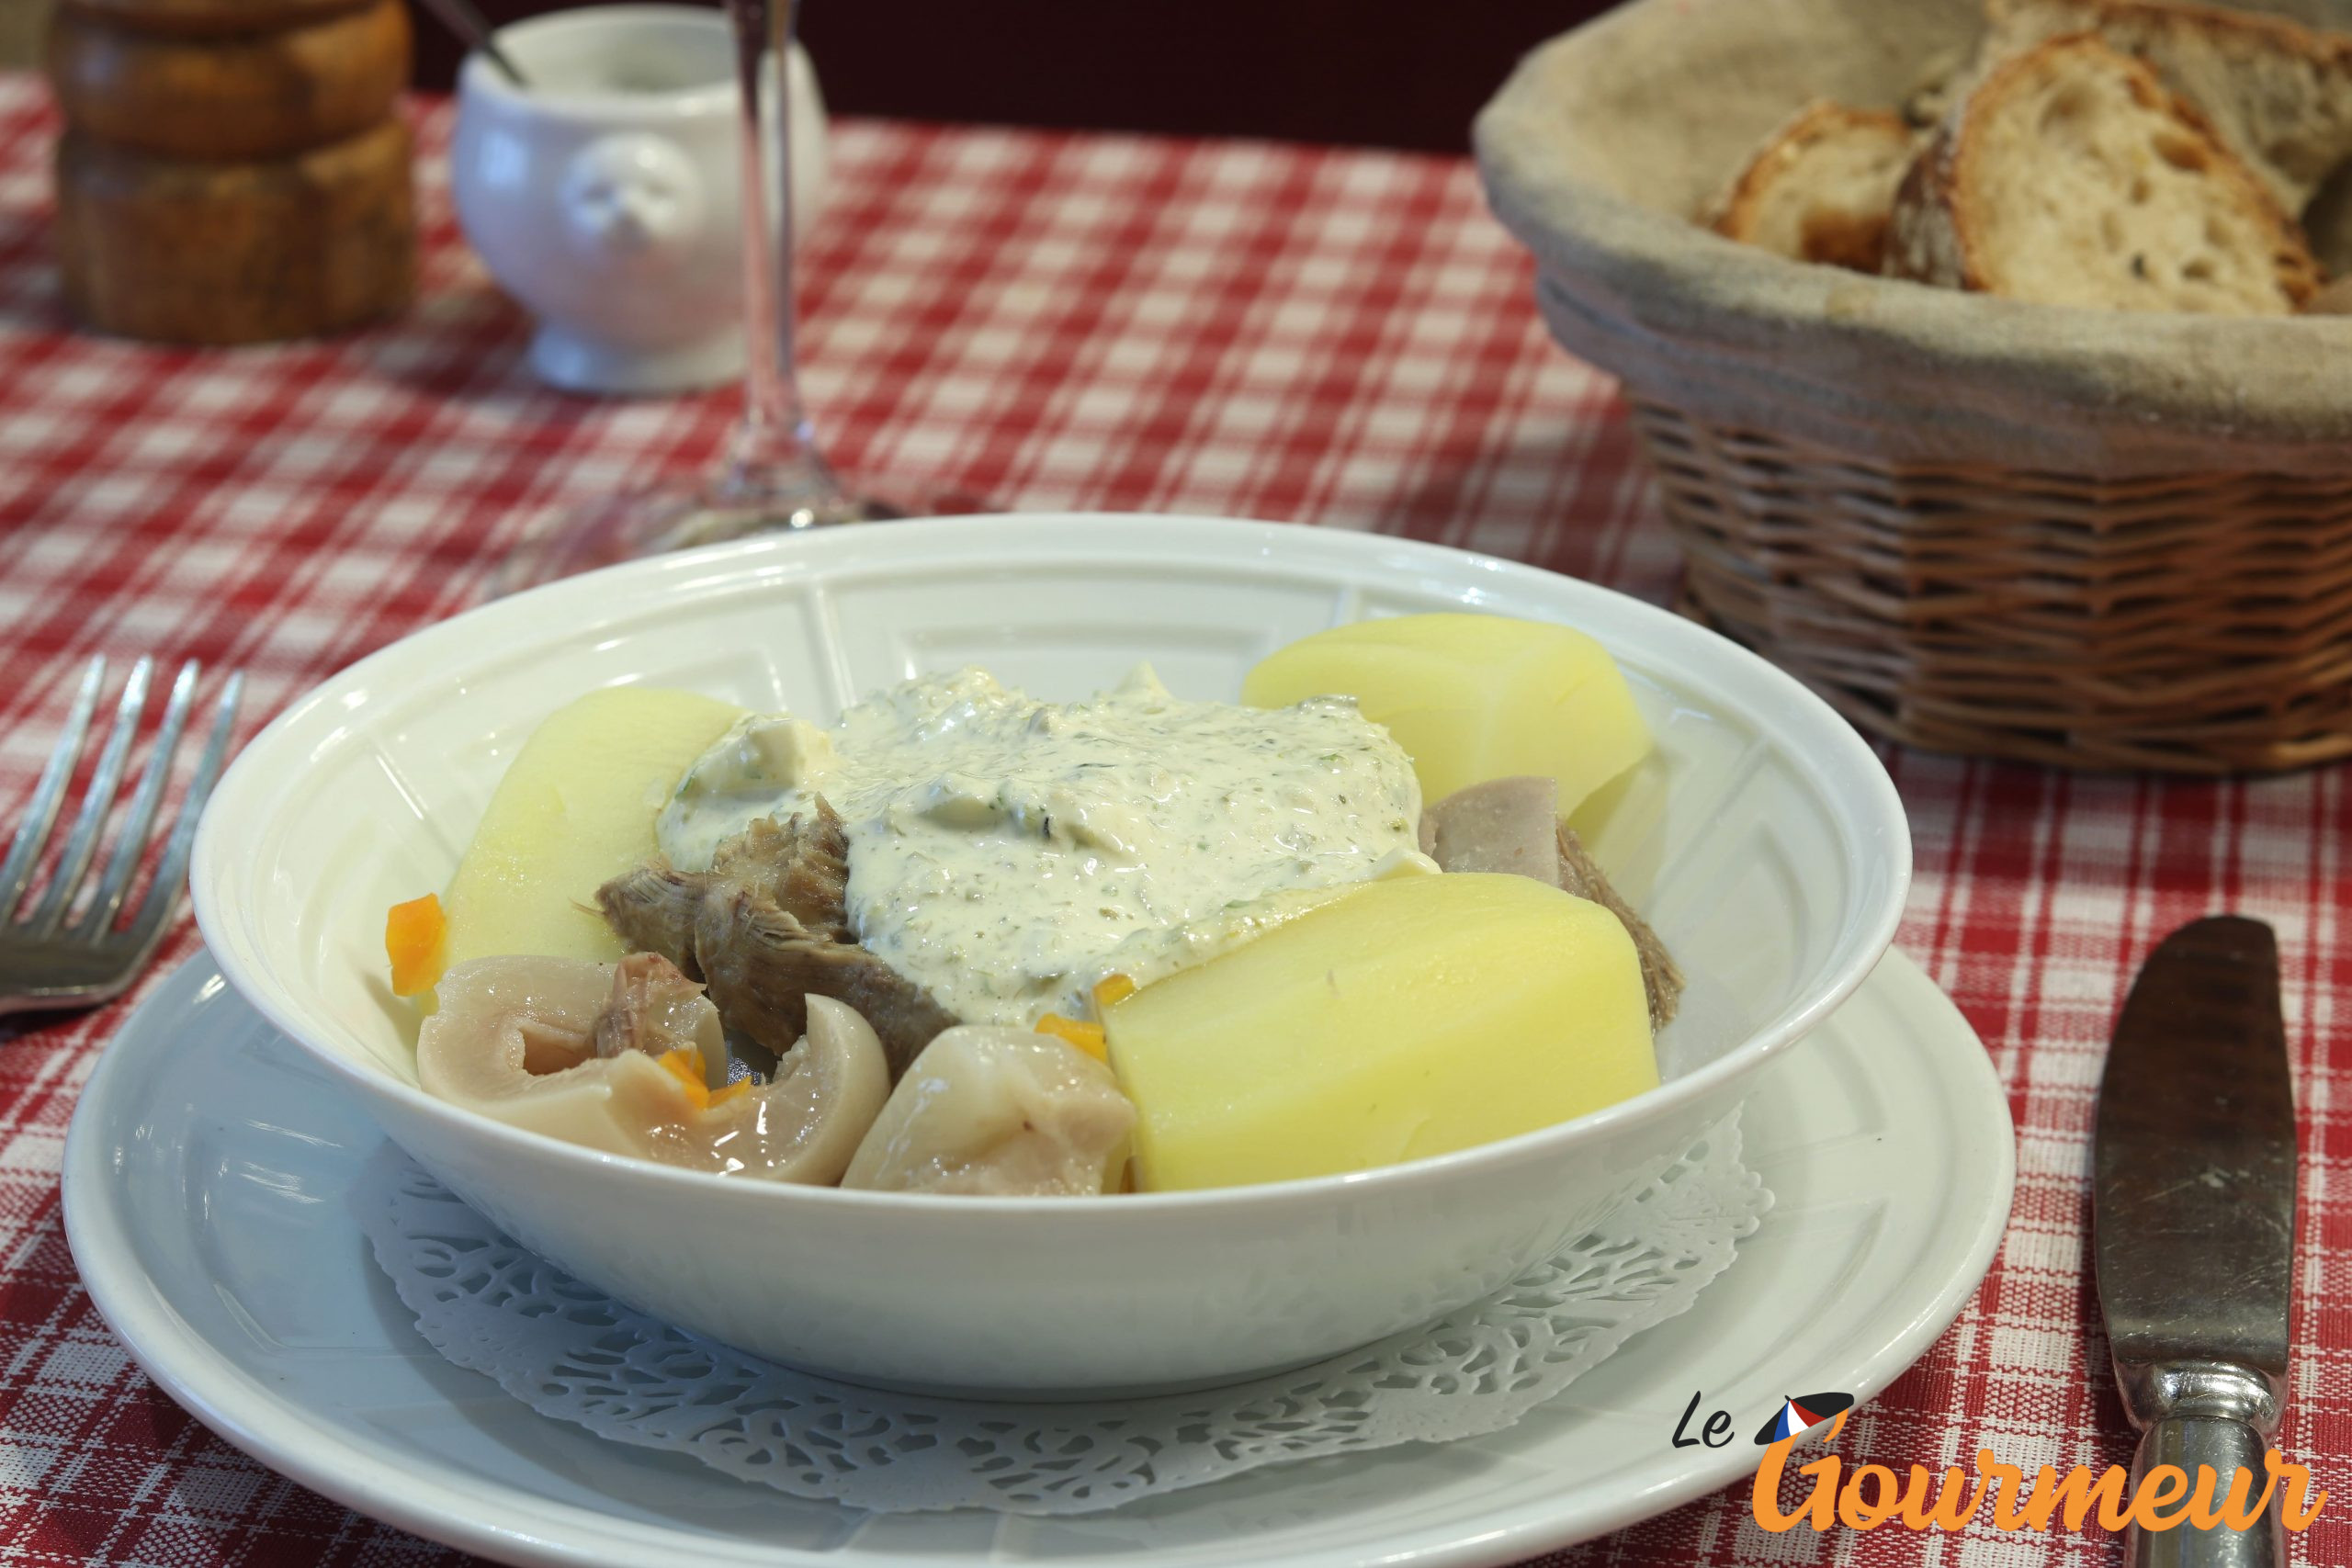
[1708,102,1919,272]
[1887,34,2323,313]
[2302,275,2352,312]
[1984,0,2352,213]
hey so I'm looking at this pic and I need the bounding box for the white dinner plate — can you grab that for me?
[64,946,2012,1568]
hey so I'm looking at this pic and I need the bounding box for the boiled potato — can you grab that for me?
[1241,614,1649,817]
[1104,872,1657,1190]
[439,687,746,970]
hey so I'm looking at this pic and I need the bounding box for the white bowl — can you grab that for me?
[451,6,828,395]
[190,514,1909,1397]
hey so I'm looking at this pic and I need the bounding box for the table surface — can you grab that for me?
[0,76,2346,1568]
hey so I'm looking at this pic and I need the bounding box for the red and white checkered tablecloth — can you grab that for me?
[0,72,2345,1568]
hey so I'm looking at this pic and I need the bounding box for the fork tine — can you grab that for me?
[121,671,243,953]
[76,660,200,939]
[27,656,153,935]
[0,655,106,923]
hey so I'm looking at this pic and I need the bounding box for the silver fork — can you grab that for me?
[0,656,244,1016]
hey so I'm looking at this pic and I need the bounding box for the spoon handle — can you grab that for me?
[419,0,529,87]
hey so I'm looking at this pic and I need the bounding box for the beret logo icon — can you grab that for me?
[1753,1392,1854,1447]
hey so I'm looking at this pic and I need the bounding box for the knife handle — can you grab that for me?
[2120,1360,2284,1568]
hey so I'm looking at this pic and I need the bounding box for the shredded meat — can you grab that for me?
[596,861,704,977]
[596,802,854,977]
[594,951,717,1059]
[594,798,956,1077]
[1420,777,1685,1028]
[510,951,716,1074]
[696,884,958,1078]
[711,804,854,943]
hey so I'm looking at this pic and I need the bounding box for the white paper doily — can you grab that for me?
[356,1113,1769,1516]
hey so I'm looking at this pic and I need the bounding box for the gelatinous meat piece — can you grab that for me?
[842,1026,1135,1196]
[419,955,888,1180]
[595,951,727,1085]
[1420,776,1564,886]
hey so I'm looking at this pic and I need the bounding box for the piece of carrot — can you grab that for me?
[1035,1013,1110,1063]
[655,1047,714,1110]
[1091,974,1137,1010]
[385,894,447,998]
[651,1048,751,1111]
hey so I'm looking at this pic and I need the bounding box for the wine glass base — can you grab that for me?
[487,476,914,598]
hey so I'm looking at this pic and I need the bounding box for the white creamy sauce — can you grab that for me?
[656,666,1424,1025]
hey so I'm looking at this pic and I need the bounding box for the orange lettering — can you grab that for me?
[1751,1439,1832,1533]
[2222,1461,2281,1532]
[1896,1463,1985,1531]
[2189,1463,2276,1531]
[1837,1464,1901,1530]
[1978,1450,2030,1530]
[2017,1463,2132,1532]
[1749,1412,1856,1533]
[1749,1438,1799,1532]
[1749,1437,2324,1539]
[1735,1416,2299,1539]
[1790,1455,1841,1530]
[2268,1451,2329,1532]
[2132,1464,2191,1531]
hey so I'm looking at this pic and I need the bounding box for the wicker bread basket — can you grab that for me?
[1475,0,2352,773]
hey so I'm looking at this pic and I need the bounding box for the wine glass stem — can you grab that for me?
[722,0,836,493]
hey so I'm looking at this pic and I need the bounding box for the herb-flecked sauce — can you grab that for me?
[655,666,1424,1025]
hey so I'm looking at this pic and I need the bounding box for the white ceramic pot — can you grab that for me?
[450,5,828,395]
[189,515,1911,1398]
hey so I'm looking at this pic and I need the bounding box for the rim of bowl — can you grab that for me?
[459,4,738,121]
[191,513,1912,1219]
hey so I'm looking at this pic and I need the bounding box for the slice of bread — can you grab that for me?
[2302,275,2352,312]
[1985,0,2352,213]
[1709,103,1919,272]
[1887,34,2323,313]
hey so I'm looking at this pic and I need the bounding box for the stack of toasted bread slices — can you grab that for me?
[1703,0,2351,314]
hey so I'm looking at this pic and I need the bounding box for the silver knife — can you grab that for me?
[2097,916,2298,1568]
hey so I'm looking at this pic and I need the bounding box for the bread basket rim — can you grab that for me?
[1472,1,2352,455]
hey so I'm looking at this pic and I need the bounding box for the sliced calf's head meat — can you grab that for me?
[694,878,958,1078]
[597,859,705,979]
[595,795,860,980]
[595,801,960,1079]
[594,951,728,1087]
[707,802,855,945]
[1420,776,1566,886]
[1555,822,1683,1031]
